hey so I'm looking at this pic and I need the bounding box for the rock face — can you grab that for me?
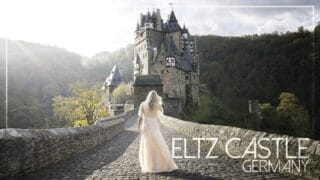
[0,111,134,178]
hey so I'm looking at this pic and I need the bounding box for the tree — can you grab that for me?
[112,83,132,104]
[277,92,304,113]
[277,92,309,137]
[259,103,278,131]
[52,82,108,126]
[52,96,84,127]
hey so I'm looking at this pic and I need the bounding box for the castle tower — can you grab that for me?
[133,8,200,114]
[103,65,122,105]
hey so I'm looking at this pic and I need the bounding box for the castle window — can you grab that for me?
[166,70,169,73]
[186,76,189,80]
[166,57,175,67]
[161,70,164,74]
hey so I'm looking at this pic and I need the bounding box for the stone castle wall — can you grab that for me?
[149,52,199,106]
[162,67,186,101]
[133,85,163,108]
[0,111,134,178]
[163,98,182,118]
[159,115,320,179]
[135,26,200,108]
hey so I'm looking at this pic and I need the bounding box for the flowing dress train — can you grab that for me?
[138,101,178,173]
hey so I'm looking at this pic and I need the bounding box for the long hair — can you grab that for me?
[145,90,162,112]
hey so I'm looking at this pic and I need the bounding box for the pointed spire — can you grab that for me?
[182,24,189,34]
[151,9,157,23]
[169,2,173,11]
[105,65,122,87]
[152,10,156,18]
[147,9,151,17]
[166,10,181,32]
[146,10,152,23]
[168,10,177,23]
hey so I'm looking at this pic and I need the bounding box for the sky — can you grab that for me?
[0,0,319,57]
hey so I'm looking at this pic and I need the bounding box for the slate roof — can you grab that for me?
[168,10,177,22]
[181,47,193,72]
[133,75,163,86]
[166,11,181,32]
[164,34,178,57]
[105,65,122,87]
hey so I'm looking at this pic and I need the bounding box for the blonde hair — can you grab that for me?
[145,90,162,111]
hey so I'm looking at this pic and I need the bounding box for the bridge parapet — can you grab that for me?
[160,115,320,179]
[0,110,134,178]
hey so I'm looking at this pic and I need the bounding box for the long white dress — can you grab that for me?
[138,101,178,173]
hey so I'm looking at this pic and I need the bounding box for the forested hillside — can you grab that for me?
[191,25,319,138]
[197,27,316,113]
[83,44,133,83]
[0,40,133,128]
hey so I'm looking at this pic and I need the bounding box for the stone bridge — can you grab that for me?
[1,111,319,179]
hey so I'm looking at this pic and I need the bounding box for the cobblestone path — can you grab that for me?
[25,116,302,180]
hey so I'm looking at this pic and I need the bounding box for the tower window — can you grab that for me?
[166,57,175,67]
[161,70,164,74]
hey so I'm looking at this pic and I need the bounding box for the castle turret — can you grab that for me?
[103,65,122,105]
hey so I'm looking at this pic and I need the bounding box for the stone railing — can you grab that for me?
[0,110,134,178]
[160,115,320,179]
[95,109,137,124]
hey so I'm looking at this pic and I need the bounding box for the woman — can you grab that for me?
[137,90,178,173]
